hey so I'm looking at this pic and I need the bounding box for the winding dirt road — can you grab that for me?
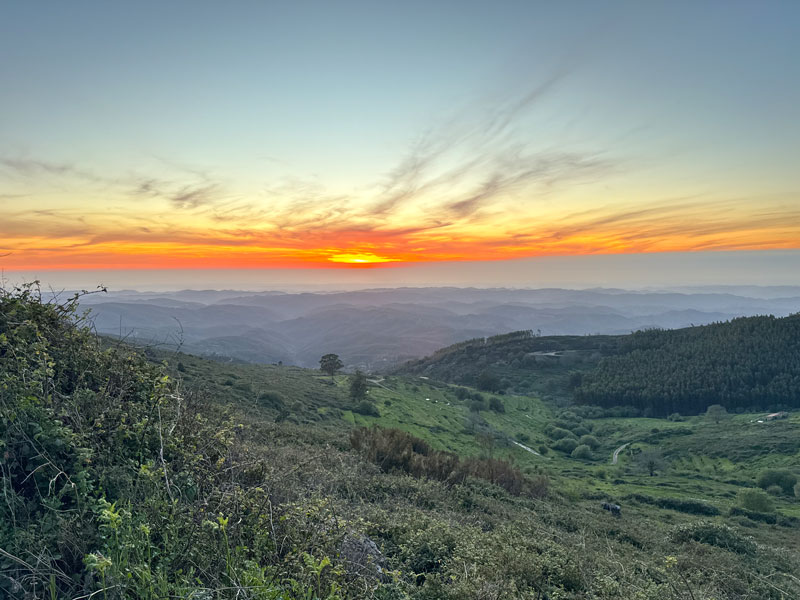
[612,442,630,464]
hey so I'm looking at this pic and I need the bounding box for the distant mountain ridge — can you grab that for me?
[76,286,800,369]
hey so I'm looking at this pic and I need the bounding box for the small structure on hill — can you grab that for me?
[765,411,789,421]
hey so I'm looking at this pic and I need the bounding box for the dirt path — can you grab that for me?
[612,442,630,464]
[512,440,545,457]
[367,378,394,392]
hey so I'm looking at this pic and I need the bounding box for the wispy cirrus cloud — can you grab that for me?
[2,64,798,270]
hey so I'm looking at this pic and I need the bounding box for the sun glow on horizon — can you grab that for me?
[327,252,402,265]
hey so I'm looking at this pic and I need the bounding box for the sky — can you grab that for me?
[1,1,799,289]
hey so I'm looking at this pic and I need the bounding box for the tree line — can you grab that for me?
[573,314,800,416]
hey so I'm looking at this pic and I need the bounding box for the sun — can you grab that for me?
[327,252,400,265]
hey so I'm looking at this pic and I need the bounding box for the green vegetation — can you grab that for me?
[319,353,343,377]
[575,316,800,415]
[571,444,592,459]
[757,468,798,495]
[349,370,368,402]
[400,315,800,416]
[2,285,800,599]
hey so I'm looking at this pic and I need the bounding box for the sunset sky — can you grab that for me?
[1,1,799,287]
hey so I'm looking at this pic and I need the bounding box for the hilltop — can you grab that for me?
[398,314,800,416]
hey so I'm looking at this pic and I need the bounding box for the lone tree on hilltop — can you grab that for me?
[705,404,728,425]
[349,370,368,402]
[319,353,343,378]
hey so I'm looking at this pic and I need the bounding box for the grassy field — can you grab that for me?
[163,350,800,529]
[152,349,800,582]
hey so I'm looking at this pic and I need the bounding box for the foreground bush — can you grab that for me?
[0,285,343,598]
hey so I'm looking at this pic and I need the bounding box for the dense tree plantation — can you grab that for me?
[2,286,800,599]
[574,315,800,416]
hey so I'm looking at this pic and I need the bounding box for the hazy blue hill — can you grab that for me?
[79,287,799,369]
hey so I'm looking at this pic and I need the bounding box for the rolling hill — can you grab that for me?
[399,314,800,416]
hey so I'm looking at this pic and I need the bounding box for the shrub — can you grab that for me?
[488,397,505,413]
[571,445,592,460]
[454,387,470,400]
[729,506,777,524]
[579,434,599,449]
[352,400,380,417]
[627,494,720,515]
[670,521,756,554]
[476,370,502,392]
[258,390,285,410]
[571,425,591,437]
[469,399,487,413]
[757,468,798,495]
[667,412,684,421]
[548,427,576,441]
[766,484,784,496]
[795,481,800,498]
[552,438,579,453]
[737,488,774,513]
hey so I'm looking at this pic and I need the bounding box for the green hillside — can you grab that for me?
[2,286,800,599]
[398,315,800,416]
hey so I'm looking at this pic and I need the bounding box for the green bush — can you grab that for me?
[627,494,720,515]
[469,399,487,412]
[766,484,784,496]
[571,444,592,460]
[729,506,777,524]
[476,370,502,392]
[488,397,505,413]
[552,438,579,453]
[258,390,285,410]
[737,488,775,513]
[454,386,470,400]
[548,427,576,440]
[352,400,380,417]
[670,521,756,554]
[757,468,798,495]
[579,434,599,449]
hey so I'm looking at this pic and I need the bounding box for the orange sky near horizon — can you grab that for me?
[3,192,799,271]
